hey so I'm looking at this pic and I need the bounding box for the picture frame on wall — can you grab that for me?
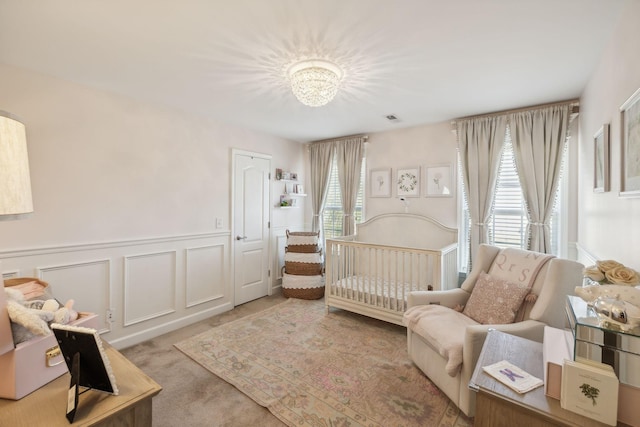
[594,124,610,193]
[396,167,420,197]
[425,163,453,197]
[620,87,640,197]
[370,168,391,197]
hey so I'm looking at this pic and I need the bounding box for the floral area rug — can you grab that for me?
[175,298,472,427]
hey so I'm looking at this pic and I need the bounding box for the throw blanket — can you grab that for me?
[403,305,479,377]
[488,247,554,289]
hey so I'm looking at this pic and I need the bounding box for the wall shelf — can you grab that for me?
[276,168,305,207]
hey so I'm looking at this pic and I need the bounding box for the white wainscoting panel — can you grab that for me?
[0,232,232,349]
[276,234,287,281]
[38,259,111,333]
[575,242,597,267]
[270,226,288,290]
[124,250,177,326]
[185,244,225,307]
[1,270,19,279]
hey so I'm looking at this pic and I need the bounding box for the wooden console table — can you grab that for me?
[0,344,161,426]
[470,329,614,427]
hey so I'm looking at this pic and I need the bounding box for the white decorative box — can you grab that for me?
[0,282,99,400]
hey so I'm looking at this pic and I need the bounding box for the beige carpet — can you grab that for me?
[175,298,472,427]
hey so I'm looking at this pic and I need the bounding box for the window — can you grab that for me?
[491,130,528,248]
[322,157,366,239]
[458,126,564,272]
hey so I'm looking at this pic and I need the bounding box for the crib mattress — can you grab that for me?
[329,276,427,311]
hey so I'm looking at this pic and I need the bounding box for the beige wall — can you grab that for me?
[0,63,305,249]
[364,121,459,229]
[578,0,640,268]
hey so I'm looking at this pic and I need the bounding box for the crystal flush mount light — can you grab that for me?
[288,59,343,107]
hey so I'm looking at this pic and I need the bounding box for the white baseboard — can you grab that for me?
[108,302,233,350]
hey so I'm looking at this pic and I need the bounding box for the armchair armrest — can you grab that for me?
[407,288,470,309]
[462,320,547,376]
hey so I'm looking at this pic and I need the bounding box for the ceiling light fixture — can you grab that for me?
[288,60,343,107]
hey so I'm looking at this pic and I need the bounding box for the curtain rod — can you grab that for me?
[308,133,369,144]
[450,99,579,129]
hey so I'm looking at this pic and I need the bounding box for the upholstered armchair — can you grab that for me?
[404,244,584,417]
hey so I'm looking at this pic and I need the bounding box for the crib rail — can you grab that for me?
[325,237,458,325]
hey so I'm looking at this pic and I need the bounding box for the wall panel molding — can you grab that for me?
[185,243,226,308]
[123,250,177,327]
[575,242,596,267]
[37,259,112,333]
[0,231,230,259]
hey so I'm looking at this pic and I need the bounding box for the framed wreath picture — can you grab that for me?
[620,87,640,197]
[594,124,610,193]
[396,167,420,197]
[370,168,391,197]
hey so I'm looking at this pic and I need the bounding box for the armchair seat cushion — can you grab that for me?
[404,304,479,376]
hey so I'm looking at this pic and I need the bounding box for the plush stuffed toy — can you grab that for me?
[4,287,78,345]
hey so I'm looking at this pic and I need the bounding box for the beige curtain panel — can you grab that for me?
[336,137,365,236]
[457,116,507,264]
[510,104,570,253]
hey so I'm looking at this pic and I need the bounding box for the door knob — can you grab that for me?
[236,235,248,240]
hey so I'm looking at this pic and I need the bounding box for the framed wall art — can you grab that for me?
[620,87,640,197]
[425,163,453,197]
[370,168,391,197]
[594,124,610,193]
[396,167,420,197]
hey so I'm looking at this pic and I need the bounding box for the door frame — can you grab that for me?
[230,148,272,306]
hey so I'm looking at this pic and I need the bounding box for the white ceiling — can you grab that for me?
[0,0,626,142]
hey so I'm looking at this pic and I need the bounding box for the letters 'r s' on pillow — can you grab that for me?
[462,272,530,324]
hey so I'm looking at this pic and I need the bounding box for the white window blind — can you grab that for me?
[322,157,365,239]
[490,131,528,248]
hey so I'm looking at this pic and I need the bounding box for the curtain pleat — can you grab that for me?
[510,105,569,253]
[457,116,507,263]
[335,137,364,236]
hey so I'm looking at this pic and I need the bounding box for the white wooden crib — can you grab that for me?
[325,213,458,325]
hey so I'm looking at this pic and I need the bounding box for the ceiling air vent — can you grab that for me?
[385,114,400,123]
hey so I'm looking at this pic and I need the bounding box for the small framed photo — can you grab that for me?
[396,167,420,197]
[370,168,391,197]
[425,163,453,197]
[594,124,610,193]
[620,87,640,197]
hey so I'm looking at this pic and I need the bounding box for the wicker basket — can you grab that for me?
[287,244,320,253]
[284,250,323,276]
[286,230,320,253]
[282,286,325,300]
[285,261,323,276]
[281,272,324,300]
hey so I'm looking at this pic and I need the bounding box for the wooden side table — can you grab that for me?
[0,344,161,426]
[470,329,614,427]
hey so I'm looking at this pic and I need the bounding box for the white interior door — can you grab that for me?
[233,151,271,306]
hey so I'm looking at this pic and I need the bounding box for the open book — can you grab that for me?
[483,360,544,394]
